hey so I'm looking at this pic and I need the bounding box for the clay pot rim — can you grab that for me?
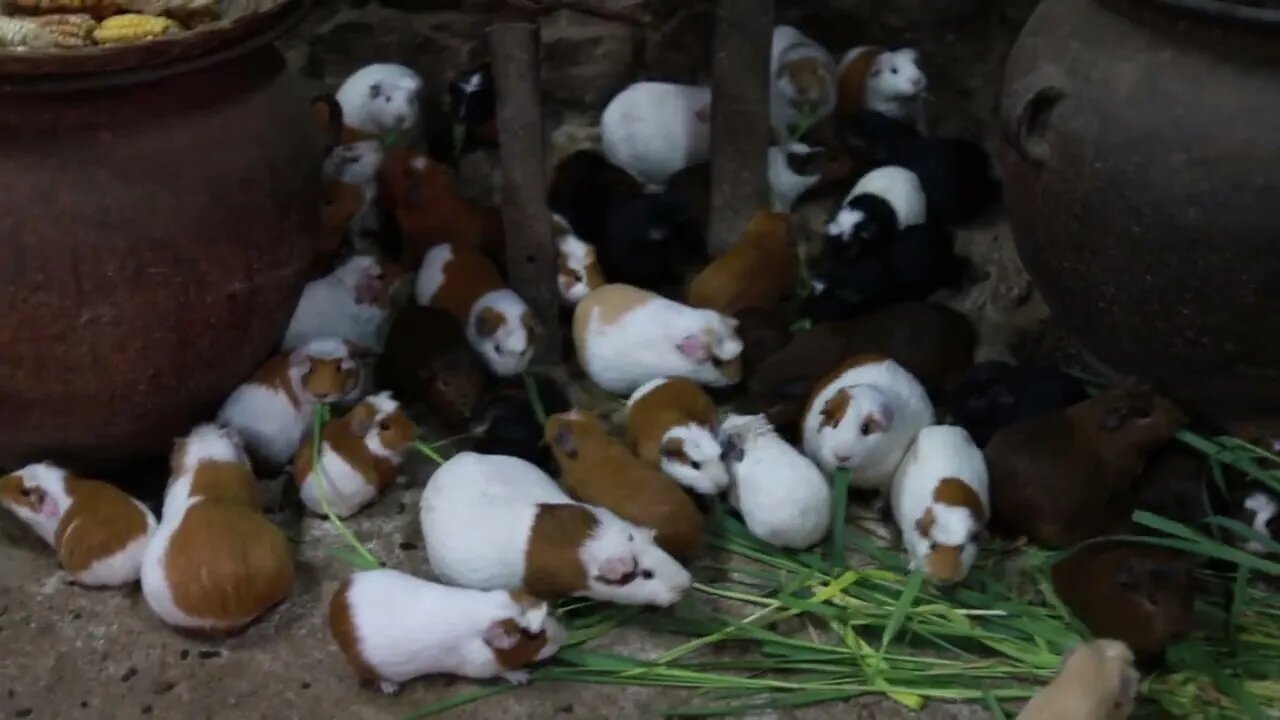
[0,0,308,86]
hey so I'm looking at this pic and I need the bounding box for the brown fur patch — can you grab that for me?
[424,242,507,326]
[835,47,885,117]
[294,400,415,494]
[189,460,260,509]
[524,503,597,599]
[378,152,506,268]
[687,212,797,316]
[489,618,551,671]
[626,377,719,468]
[303,357,360,401]
[924,545,964,583]
[0,473,43,514]
[659,436,690,465]
[803,353,892,427]
[784,56,831,106]
[474,306,505,338]
[55,478,150,576]
[507,587,544,610]
[251,354,302,408]
[934,477,987,524]
[818,388,851,430]
[328,578,380,682]
[915,506,935,537]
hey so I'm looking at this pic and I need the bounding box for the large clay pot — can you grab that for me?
[0,1,322,473]
[1000,0,1280,427]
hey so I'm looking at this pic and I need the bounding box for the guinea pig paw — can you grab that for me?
[377,680,403,696]
[501,670,532,686]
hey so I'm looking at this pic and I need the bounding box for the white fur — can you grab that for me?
[299,392,407,518]
[1242,491,1278,554]
[466,289,535,377]
[578,290,744,395]
[283,255,390,352]
[827,165,927,239]
[556,222,599,306]
[0,462,156,587]
[323,140,385,242]
[660,424,731,495]
[216,338,359,467]
[770,25,837,142]
[890,425,988,584]
[768,143,822,211]
[601,82,712,189]
[801,358,935,489]
[626,377,670,408]
[839,46,926,124]
[413,242,452,306]
[720,414,831,549]
[420,452,692,607]
[337,568,566,689]
[334,63,423,135]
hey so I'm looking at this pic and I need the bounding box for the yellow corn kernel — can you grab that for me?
[91,13,180,45]
[28,13,99,48]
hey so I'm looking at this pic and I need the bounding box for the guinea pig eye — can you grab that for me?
[627,533,634,542]
[378,419,391,432]
[690,460,701,471]
[640,569,654,580]
[891,67,899,75]
[18,487,31,498]
[860,421,873,436]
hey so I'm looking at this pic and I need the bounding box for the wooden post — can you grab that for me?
[707,0,774,256]
[489,20,561,360]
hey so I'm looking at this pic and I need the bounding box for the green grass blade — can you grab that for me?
[523,372,548,424]
[829,469,851,569]
[880,572,925,652]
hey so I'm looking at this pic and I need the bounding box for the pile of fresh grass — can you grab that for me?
[309,393,1280,720]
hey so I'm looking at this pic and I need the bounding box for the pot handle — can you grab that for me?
[1002,70,1067,167]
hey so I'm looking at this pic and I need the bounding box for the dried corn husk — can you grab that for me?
[28,12,98,47]
[91,12,180,44]
[118,0,220,27]
[0,15,57,48]
[5,0,122,20]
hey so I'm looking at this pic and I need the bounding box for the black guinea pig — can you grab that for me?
[947,360,1089,447]
[471,374,571,473]
[377,305,489,432]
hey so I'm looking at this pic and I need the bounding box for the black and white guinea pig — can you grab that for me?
[448,63,497,155]
[471,375,571,474]
[824,165,927,258]
[946,360,1089,447]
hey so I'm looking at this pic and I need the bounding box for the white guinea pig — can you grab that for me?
[329,569,566,694]
[825,165,927,249]
[601,81,712,189]
[282,255,401,352]
[554,214,606,306]
[719,413,831,550]
[573,283,744,395]
[770,25,837,142]
[334,63,423,136]
[801,354,935,490]
[837,46,926,126]
[890,425,989,585]
[420,452,693,607]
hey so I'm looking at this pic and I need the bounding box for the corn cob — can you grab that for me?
[91,12,180,44]
[0,15,57,48]
[28,13,98,48]
[5,0,121,21]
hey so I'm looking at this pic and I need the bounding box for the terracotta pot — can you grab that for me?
[1000,0,1280,427]
[0,1,322,474]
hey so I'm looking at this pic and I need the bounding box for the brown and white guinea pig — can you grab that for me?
[890,425,989,585]
[573,283,744,395]
[801,354,936,490]
[293,392,418,519]
[0,462,156,587]
[420,452,693,606]
[770,25,837,142]
[376,305,489,433]
[546,409,705,560]
[1051,541,1197,665]
[141,424,294,635]
[554,213,606,306]
[625,377,730,495]
[283,254,403,353]
[317,140,385,267]
[329,569,565,694]
[217,338,366,469]
[1015,639,1140,720]
[379,150,505,269]
[686,211,798,317]
[310,93,373,153]
[835,46,927,126]
[415,241,539,377]
[986,386,1187,549]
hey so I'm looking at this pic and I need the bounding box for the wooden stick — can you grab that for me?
[707,0,774,256]
[489,21,562,360]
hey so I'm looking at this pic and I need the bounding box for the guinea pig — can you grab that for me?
[334,63,423,137]
[985,386,1188,548]
[663,161,711,238]
[946,360,1089,448]
[415,241,539,377]
[0,462,156,587]
[329,569,564,694]
[824,165,927,256]
[472,374,571,474]
[420,451,693,606]
[446,62,497,158]
[310,93,370,152]
[770,25,837,142]
[801,354,936,490]
[732,305,794,380]
[687,211,798,317]
[573,283,744,395]
[1051,540,1196,664]
[1238,487,1280,555]
[1015,639,1140,720]
[293,392,417,519]
[217,337,365,469]
[767,142,860,211]
[380,152,505,269]
[1123,444,1213,530]
[600,81,712,189]
[546,409,705,560]
[554,215,606,306]
[141,424,293,635]
[890,425,989,585]
[283,254,402,352]
[719,413,831,549]
[835,47,926,127]
[548,149,646,255]
[376,305,489,432]
[625,376,729,495]
[320,139,385,256]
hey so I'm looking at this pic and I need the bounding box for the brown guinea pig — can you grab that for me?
[546,409,704,560]
[377,305,489,432]
[1121,443,1213,530]
[732,305,793,381]
[986,386,1188,548]
[1015,638,1139,720]
[687,211,798,317]
[1052,541,1197,665]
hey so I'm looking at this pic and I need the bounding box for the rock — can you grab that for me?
[540,7,642,110]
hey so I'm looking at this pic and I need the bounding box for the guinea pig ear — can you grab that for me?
[1100,404,1129,431]
[593,555,638,586]
[914,508,936,540]
[482,621,521,651]
[818,388,852,430]
[551,423,578,460]
[677,334,710,363]
[348,402,376,437]
[310,94,344,145]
